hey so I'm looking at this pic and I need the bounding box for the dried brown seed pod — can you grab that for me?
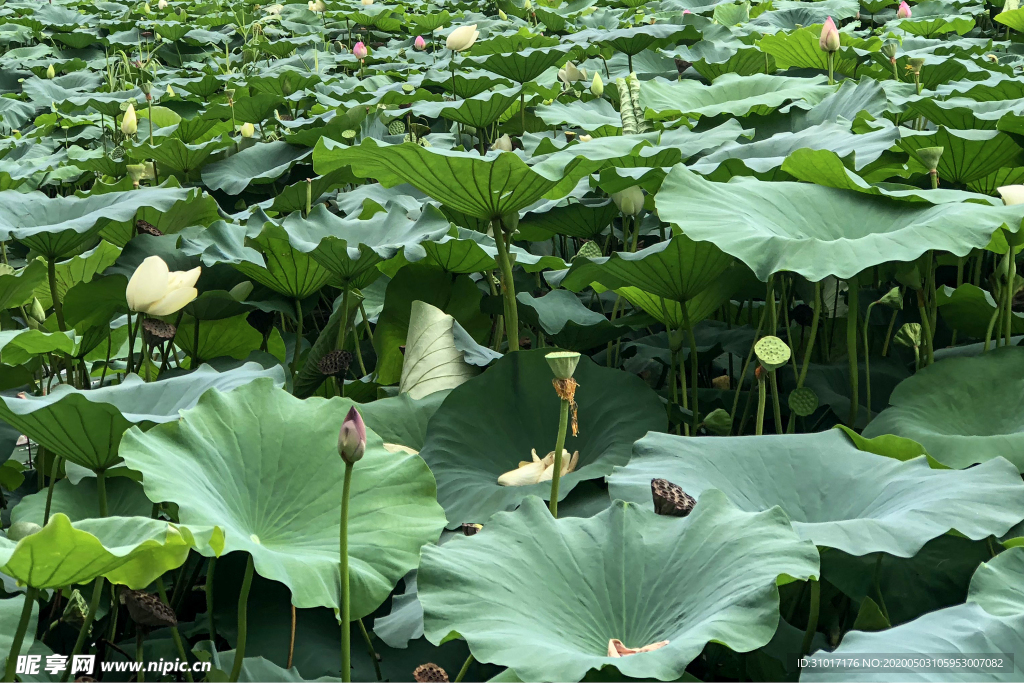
[135,219,163,237]
[413,663,449,682]
[461,523,482,536]
[651,478,696,517]
[319,350,353,378]
[122,590,177,628]
[142,318,177,344]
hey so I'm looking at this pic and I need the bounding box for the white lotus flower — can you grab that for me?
[265,3,283,13]
[497,449,578,486]
[998,185,1024,206]
[558,61,587,84]
[126,256,201,316]
[611,186,644,216]
[121,103,138,135]
[157,0,168,8]
[491,134,513,152]
[446,24,479,52]
[308,0,326,11]
[607,639,670,657]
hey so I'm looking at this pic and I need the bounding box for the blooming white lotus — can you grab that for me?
[126,256,201,316]
[497,448,579,486]
[446,24,479,52]
[998,185,1024,206]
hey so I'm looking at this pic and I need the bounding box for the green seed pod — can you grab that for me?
[788,386,819,417]
[754,335,791,371]
[573,240,603,260]
[62,589,90,627]
[702,407,733,435]
[876,286,903,310]
[388,120,407,135]
[915,146,944,173]
[894,322,922,349]
[546,350,581,380]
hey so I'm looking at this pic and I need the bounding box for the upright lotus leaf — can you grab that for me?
[411,227,567,274]
[516,290,625,351]
[899,127,1024,184]
[0,363,285,471]
[864,347,1024,472]
[419,349,665,527]
[641,73,836,122]
[201,141,311,195]
[0,328,78,366]
[232,222,337,299]
[358,391,450,452]
[937,284,1024,338]
[283,204,451,286]
[518,197,618,240]
[608,430,1024,557]
[118,379,446,615]
[420,493,819,682]
[0,187,188,259]
[410,87,522,128]
[556,233,734,303]
[0,513,223,589]
[13,476,153,524]
[968,547,1024,617]
[465,46,574,84]
[655,166,1024,280]
[801,604,1024,681]
[0,260,46,311]
[399,301,478,399]
[313,139,602,220]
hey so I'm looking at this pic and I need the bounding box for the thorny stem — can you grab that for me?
[548,398,570,517]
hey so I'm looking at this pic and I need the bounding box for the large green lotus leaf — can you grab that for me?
[420,349,665,527]
[654,166,1024,280]
[0,329,78,366]
[801,604,1024,681]
[409,227,567,275]
[358,391,450,451]
[564,23,703,55]
[864,347,1024,471]
[534,99,622,134]
[0,187,188,258]
[518,197,618,240]
[313,139,602,220]
[937,284,1024,338]
[201,141,311,195]
[34,240,122,309]
[0,260,46,311]
[610,263,747,330]
[996,7,1024,31]
[688,122,899,176]
[556,233,734,303]
[127,136,230,180]
[420,492,819,682]
[516,290,625,351]
[12,476,153,524]
[173,314,269,362]
[608,430,1024,557]
[0,513,223,589]
[411,87,522,128]
[466,46,574,83]
[905,97,1021,131]
[283,204,451,284]
[399,301,479,400]
[968,547,1024,617]
[756,26,879,73]
[0,362,285,471]
[118,379,446,615]
[899,127,1024,185]
[640,73,835,121]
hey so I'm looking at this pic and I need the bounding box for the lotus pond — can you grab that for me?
[2,0,1024,680]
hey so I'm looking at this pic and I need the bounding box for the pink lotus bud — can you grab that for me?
[819,17,840,53]
[414,35,426,50]
[353,41,367,60]
[338,406,366,464]
[897,1,911,17]
[682,8,691,12]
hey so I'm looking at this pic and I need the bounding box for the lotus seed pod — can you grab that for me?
[62,589,90,627]
[877,286,903,310]
[413,663,449,682]
[894,322,922,349]
[123,590,177,628]
[573,240,603,260]
[461,523,482,536]
[545,350,581,380]
[915,146,943,173]
[319,349,353,379]
[142,318,177,345]
[788,386,819,417]
[880,40,898,61]
[703,407,732,436]
[754,335,791,371]
[388,120,406,135]
[6,520,42,541]
[907,57,925,73]
[650,478,696,517]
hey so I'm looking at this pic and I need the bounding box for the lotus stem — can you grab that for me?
[340,460,354,683]
[916,290,935,365]
[492,219,519,352]
[873,554,891,623]
[148,98,159,184]
[826,51,834,86]
[136,628,146,682]
[292,298,304,381]
[454,655,475,683]
[4,587,38,682]
[800,580,820,656]
[96,469,109,517]
[863,301,877,423]
[287,604,297,669]
[846,276,859,427]
[60,577,106,682]
[881,302,900,357]
[755,370,767,436]
[43,454,61,525]
[228,555,254,683]
[1004,251,1016,346]
[681,302,700,435]
[48,257,66,332]
[730,294,767,434]
[768,369,783,434]
[206,557,217,644]
[336,286,351,353]
[357,618,382,681]
[548,397,570,518]
[796,282,821,389]
[677,332,690,437]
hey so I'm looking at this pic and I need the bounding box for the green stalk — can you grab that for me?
[492,220,519,352]
[827,51,834,85]
[339,461,354,683]
[800,580,820,656]
[43,454,61,525]
[357,619,382,681]
[797,282,821,389]
[755,371,767,436]
[336,286,351,353]
[60,577,106,682]
[729,297,767,434]
[769,370,783,434]
[916,290,935,365]
[96,469,109,517]
[148,98,159,184]
[206,557,217,643]
[1004,250,1016,346]
[291,298,304,381]
[681,301,700,435]
[155,578,194,682]
[136,628,146,682]
[3,587,39,682]
[984,304,1001,353]
[863,301,877,423]
[846,276,859,427]
[548,398,570,518]
[454,655,475,683]
[677,331,690,437]
[228,555,255,683]
[48,257,66,332]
